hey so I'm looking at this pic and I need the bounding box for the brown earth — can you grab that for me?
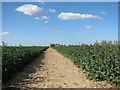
[3,48,117,89]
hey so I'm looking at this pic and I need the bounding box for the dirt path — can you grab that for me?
[4,48,116,89]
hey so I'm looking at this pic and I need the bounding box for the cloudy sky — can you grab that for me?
[2,2,118,46]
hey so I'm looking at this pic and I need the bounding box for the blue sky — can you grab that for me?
[2,2,118,46]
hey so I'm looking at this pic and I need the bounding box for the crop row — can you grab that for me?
[52,45,120,88]
[2,46,48,83]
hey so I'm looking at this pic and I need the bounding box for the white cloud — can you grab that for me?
[0,32,9,35]
[49,8,56,13]
[41,16,49,20]
[58,12,102,20]
[45,21,48,23]
[35,16,49,20]
[101,11,107,14]
[86,25,92,29]
[16,4,43,16]
[35,17,40,20]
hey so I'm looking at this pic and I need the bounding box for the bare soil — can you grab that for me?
[3,48,117,89]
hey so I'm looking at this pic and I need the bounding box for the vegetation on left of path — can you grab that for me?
[2,43,48,83]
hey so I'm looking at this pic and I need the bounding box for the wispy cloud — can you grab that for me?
[48,8,56,13]
[34,17,40,20]
[86,25,92,29]
[16,4,43,16]
[57,30,63,33]
[101,11,107,15]
[45,21,48,23]
[58,12,102,20]
[0,32,9,35]
[35,16,49,20]
[41,16,49,20]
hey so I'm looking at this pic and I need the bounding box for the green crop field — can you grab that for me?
[2,45,48,83]
[1,41,120,89]
[52,43,120,88]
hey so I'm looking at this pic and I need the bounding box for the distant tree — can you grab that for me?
[81,43,88,46]
[63,44,66,46]
[100,40,107,46]
[19,44,22,47]
[114,40,118,45]
[107,41,112,45]
[55,44,60,46]
[50,43,55,47]
[94,41,100,46]
[90,44,92,46]
[68,45,72,46]
[2,41,7,46]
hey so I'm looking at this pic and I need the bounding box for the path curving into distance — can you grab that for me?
[3,48,116,89]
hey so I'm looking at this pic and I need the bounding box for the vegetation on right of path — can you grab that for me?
[52,41,120,89]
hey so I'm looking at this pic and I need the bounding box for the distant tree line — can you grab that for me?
[50,40,119,47]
